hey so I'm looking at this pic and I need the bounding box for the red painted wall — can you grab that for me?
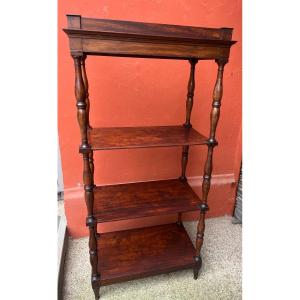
[58,0,242,238]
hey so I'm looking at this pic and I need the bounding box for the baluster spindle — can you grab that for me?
[178,58,198,226]
[89,151,94,183]
[194,59,227,279]
[73,55,90,151]
[179,145,189,182]
[73,54,100,299]
[184,58,198,128]
[81,54,92,129]
[84,151,100,299]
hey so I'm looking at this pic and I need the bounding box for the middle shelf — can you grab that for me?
[93,179,201,223]
[88,125,208,150]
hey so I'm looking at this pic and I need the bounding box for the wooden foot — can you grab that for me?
[193,256,202,280]
[93,285,100,300]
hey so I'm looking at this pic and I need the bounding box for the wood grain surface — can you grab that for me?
[98,223,195,285]
[88,126,208,150]
[93,179,201,223]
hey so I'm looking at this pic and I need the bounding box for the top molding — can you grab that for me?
[63,15,236,60]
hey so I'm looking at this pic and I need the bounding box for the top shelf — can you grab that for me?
[63,15,236,60]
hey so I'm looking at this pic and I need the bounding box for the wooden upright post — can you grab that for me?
[179,59,198,224]
[193,58,227,279]
[72,55,100,299]
[184,59,198,128]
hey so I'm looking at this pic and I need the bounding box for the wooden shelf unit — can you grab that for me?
[64,14,236,299]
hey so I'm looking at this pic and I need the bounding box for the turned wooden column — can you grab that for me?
[81,56,97,238]
[193,58,227,279]
[179,145,189,182]
[178,59,198,224]
[81,55,92,129]
[184,58,198,128]
[181,59,198,180]
[73,54,100,299]
[73,55,90,151]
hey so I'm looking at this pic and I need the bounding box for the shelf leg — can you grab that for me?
[179,145,189,182]
[81,54,92,129]
[88,151,100,237]
[194,58,227,279]
[72,54,100,298]
[89,151,94,181]
[72,54,90,152]
[180,58,198,229]
[180,59,198,228]
[92,283,100,300]
[183,58,198,128]
[84,153,101,297]
[194,146,212,279]
[178,144,190,226]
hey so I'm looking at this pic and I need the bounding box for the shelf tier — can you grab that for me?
[98,223,195,286]
[64,16,235,60]
[88,125,208,150]
[93,179,201,223]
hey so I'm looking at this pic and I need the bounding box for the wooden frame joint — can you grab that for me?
[79,144,92,153]
[178,176,187,182]
[203,174,211,180]
[212,101,221,108]
[189,58,199,65]
[76,101,87,109]
[91,274,101,286]
[215,58,228,66]
[198,203,209,212]
[86,216,96,227]
[66,14,82,29]
[207,138,218,147]
[71,52,84,59]
[194,255,201,262]
[84,185,95,192]
[183,123,192,129]
[89,249,97,256]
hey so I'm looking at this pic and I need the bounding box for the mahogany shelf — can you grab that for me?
[63,16,235,60]
[88,125,208,150]
[93,179,201,223]
[98,223,195,286]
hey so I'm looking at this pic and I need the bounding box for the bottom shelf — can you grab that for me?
[98,223,196,286]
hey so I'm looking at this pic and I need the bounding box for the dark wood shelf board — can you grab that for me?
[94,179,201,223]
[88,126,208,150]
[98,223,195,285]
